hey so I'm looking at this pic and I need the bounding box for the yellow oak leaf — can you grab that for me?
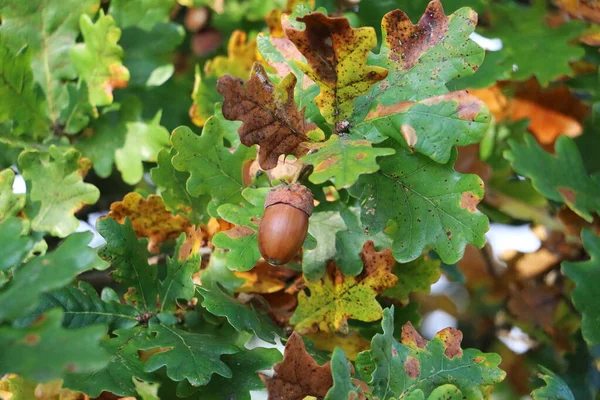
[290,241,397,334]
[108,192,191,253]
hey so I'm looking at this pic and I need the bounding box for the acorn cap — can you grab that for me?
[264,183,314,216]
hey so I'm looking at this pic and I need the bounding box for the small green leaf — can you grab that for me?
[212,187,269,272]
[506,135,600,223]
[383,255,441,303]
[71,10,130,106]
[120,23,185,87]
[0,232,107,323]
[303,135,395,189]
[0,217,34,271]
[200,250,245,293]
[151,148,210,224]
[303,210,347,280]
[0,46,49,136]
[58,83,96,135]
[14,281,139,330]
[483,1,586,85]
[18,146,100,237]
[0,309,110,382]
[198,284,280,344]
[63,327,156,397]
[109,0,174,30]
[97,218,158,312]
[531,365,574,400]
[138,320,239,387]
[185,347,282,400]
[171,119,255,216]
[562,229,600,346]
[159,236,199,312]
[359,307,505,399]
[324,348,360,400]
[0,168,25,222]
[349,142,488,264]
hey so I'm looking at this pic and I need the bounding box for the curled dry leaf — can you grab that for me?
[218,62,323,169]
[260,332,333,400]
[108,192,191,253]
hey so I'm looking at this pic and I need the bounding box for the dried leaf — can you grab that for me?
[260,332,333,400]
[218,62,323,169]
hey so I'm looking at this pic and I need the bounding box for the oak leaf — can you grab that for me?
[218,62,323,169]
[290,241,397,334]
[285,12,387,126]
[108,192,191,253]
[260,332,333,400]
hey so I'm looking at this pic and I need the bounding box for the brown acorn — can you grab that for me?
[258,183,314,266]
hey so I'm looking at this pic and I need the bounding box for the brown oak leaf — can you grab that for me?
[260,332,333,400]
[217,62,322,170]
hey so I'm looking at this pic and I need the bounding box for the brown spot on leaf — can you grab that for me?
[315,156,340,172]
[260,332,333,400]
[23,334,40,345]
[401,322,427,349]
[401,124,417,149]
[217,63,319,170]
[438,327,463,358]
[421,91,484,121]
[382,1,452,70]
[473,356,484,363]
[223,225,255,239]
[558,187,576,203]
[365,101,414,119]
[355,153,366,160]
[404,357,420,378]
[460,191,480,212]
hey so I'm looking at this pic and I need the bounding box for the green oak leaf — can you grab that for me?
[171,118,255,216]
[0,218,34,272]
[190,348,282,400]
[109,0,175,30]
[324,348,360,400]
[331,203,393,276]
[137,320,239,387]
[483,1,586,85]
[121,23,185,87]
[18,146,100,237]
[353,3,488,164]
[383,255,441,303]
[349,141,488,264]
[63,327,156,397]
[77,97,170,184]
[302,135,395,189]
[562,229,600,346]
[505,135,600,223]
[114,109,170,185]
[0,46,49,136]
[531,365,575,400]
[0,309,110,382]
[134,380,160,400]
[71,10,130,107]
[159,236,199,312]
[58,83,96,135]
[303,210,347,280]
[97,217,158,312]
[0,0,98,123]
[0,168,25,222]
[357,307,505,399]
[151,148,210,224]
[14,281,139,330]
[198,284,280,344]
[212,187,269,272]
[0,231,107,323]
[200,250,245,293]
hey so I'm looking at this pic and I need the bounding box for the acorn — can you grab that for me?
[258,183,314,266]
